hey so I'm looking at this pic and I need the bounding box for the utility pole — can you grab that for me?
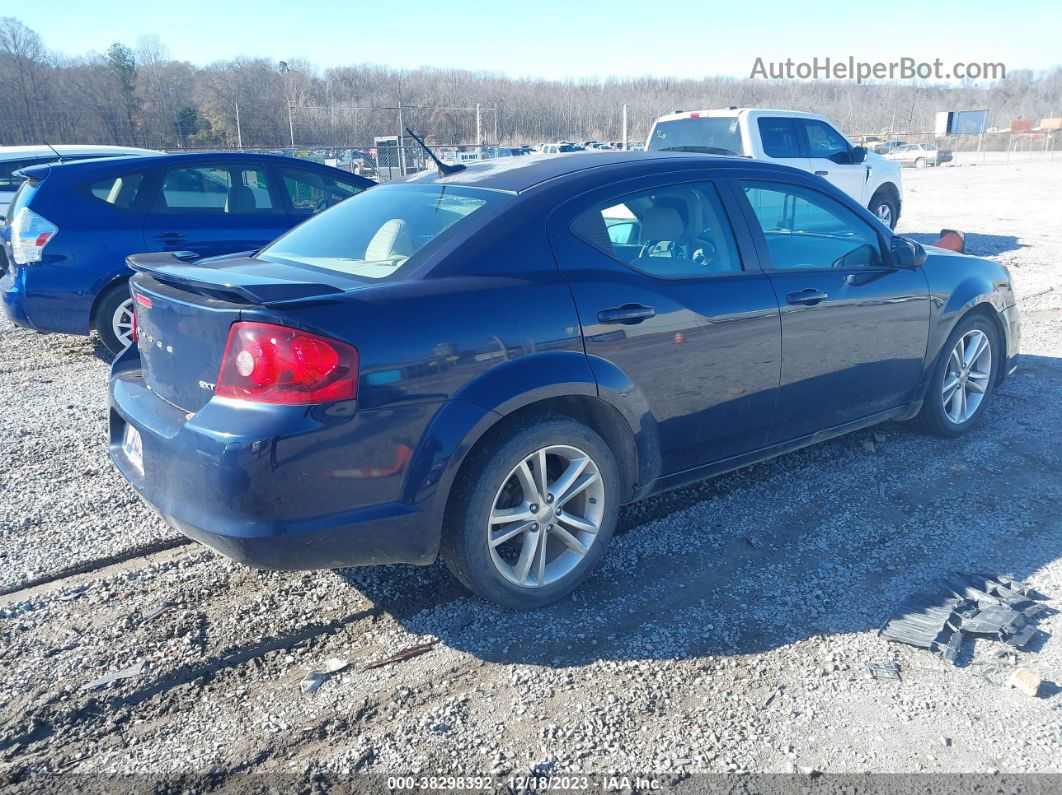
[235,97,243,150]
[398,100,405,176]
[476,103,482,147]
[493,105,498,145]
[622,104,628,150]
[287,101,295,148]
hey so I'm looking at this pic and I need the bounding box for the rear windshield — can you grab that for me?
[647,117,744,156]
[257,184,511,279]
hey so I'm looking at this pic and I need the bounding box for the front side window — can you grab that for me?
[757,117,803,158]
[280,167,365,216]
[741,180,882,270]
[156,165,277,213]
[802,120,850,160]
[85,172,148,210]
[571,180,742,278]
[258,184,510,280]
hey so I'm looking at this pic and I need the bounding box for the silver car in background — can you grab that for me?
[885,143,953,168]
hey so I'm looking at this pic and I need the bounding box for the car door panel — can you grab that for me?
[549,173,782,476]
[732,177,930,442]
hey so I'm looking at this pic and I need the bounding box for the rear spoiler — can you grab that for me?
[127,252,345,305]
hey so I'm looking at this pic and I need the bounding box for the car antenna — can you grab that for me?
[43,142,66,162]
[404,128,465,176]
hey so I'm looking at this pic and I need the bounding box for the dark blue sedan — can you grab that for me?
[1,152,372,353]
[108,152,1020,608]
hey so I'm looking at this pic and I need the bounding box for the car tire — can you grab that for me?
[869,191,899,230]
[95,282,135,356]
[914,157,927,169]
[915,313,1000,437]
[441,414,620,609]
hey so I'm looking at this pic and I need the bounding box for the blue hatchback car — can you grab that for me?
[109,152,1020,609]
[1,152,373,353]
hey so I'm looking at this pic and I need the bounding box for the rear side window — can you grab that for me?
[155,165,278,214]
[571,180,742,278]
[0,158,39,191]
[86,172,148,210]
[757,118,803,158]
[280,168,365,216]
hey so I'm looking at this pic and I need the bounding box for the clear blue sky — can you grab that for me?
[15,0,1061,80]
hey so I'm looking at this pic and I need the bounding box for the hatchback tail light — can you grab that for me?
[10,208,58,265]
[215,322,358,404]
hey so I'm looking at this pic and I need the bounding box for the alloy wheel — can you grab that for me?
[875,203,892,226]
[941,329,992,424]
[487,444,605,588]
[111,298,135,350]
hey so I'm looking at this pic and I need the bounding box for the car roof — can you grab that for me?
[402,150,755,193]
[16,151,368,182]
[0,144,159,160]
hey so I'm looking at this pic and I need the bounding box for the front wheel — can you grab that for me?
[95,283,135,356]
[916,314,999,437]
[914,157,927,169]
[869,192,899,230]
[441,415,620,609]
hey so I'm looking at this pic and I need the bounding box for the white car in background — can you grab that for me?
[646,108,904,228]
[0,145,158,218]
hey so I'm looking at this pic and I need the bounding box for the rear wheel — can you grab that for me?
[914,157,927,169]
[95,283,134,356]
[441,415,620,609]
[916,314,999,437]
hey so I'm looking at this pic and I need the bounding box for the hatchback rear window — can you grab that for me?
[257,184,511,279]
[0,158,40,191]
[85,172,147,209]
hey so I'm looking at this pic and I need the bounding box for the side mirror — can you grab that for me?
[851,146,867,164]
[890,236,927,268]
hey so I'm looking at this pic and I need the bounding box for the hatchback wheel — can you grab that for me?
[916,314,999,436]
[442,415,619,609]
[96,283,135,356]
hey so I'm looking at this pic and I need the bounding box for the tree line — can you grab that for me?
[2,16,1060,151]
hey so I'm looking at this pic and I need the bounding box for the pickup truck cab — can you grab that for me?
[647,108,903,228]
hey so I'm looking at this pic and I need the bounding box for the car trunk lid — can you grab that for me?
[128,252,352,413]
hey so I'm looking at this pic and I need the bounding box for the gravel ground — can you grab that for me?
[1,160,1060,787]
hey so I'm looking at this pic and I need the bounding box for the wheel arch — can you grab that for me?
[88,272,131,331]
[404,351,660,561]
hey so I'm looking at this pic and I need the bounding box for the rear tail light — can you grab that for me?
[215,322,358,404]
[10,208,58,265]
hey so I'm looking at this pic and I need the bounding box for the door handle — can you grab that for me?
[598,304,656,324]
[814,170,829,176]
[156,231,186,243]
[786,288,828,306]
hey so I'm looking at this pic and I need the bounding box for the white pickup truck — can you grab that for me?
[646,108,903,229]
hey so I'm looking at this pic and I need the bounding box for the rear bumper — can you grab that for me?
[108,350,441,569]
[0,261,97,334]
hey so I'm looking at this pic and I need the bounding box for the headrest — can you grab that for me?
[640,206,684,241]
[225,185,256,214]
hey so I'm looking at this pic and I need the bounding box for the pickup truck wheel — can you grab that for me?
[869,192,898,229]
[441,414,620,609]
[95,283,135,356]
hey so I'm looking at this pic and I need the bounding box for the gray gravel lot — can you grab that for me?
[1,160,1060,785]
